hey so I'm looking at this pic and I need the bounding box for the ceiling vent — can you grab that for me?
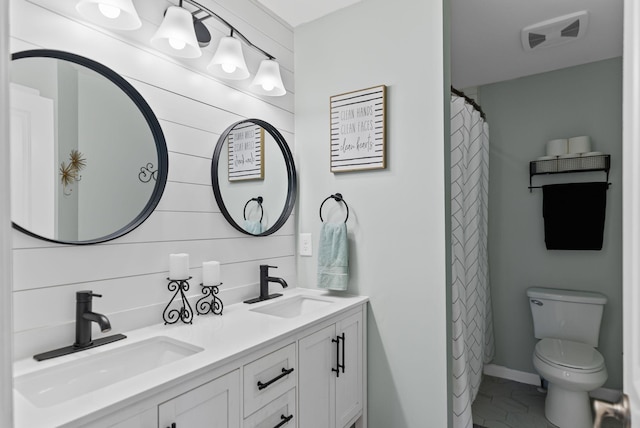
[521,11,589,51]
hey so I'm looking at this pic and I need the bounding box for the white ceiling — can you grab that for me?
[251,0,622,87]
[253,0,361,27]
[451,0,623,88]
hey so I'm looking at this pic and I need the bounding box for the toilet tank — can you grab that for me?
[527,287,607,347]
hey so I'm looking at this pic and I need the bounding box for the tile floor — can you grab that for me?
[472,375,621,428]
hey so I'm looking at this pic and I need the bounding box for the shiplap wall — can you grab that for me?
[10,0,295,360]
[1,0,15,423]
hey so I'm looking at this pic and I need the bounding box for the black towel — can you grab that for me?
[542,182,608,250]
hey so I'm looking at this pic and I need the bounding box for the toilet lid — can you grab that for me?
[535,338,605,371]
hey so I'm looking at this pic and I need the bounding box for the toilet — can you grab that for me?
[527,287,608,428]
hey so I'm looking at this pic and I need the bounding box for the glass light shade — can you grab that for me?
[207,37,250,80]
[250,59,286,96]
[150,6,202,59]
[76,0,142,30]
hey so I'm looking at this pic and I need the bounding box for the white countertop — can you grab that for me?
[13,288,368,428]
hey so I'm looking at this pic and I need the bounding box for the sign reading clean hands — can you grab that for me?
[330,85,386,172]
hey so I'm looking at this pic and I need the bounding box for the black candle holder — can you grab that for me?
[162,277,194,325]
[196,283,224,316]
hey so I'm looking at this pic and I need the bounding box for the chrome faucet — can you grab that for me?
[244,265,288,304]
[75,291,111,348]
[33,290,126,361]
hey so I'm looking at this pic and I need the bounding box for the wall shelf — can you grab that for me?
[529,154,611,190]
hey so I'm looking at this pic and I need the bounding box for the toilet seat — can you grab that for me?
[535,338,605,373]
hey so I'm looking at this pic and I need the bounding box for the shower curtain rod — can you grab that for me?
[451,86,486,120]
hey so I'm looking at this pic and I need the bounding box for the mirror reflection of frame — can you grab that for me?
[227,123,264,182]
[9,50,168,244]
[212,119,296,236]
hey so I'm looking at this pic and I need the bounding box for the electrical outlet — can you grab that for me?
[299,233,312,256]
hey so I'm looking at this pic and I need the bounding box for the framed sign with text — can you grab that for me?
[228,123,264,181]
[330,85,386,172]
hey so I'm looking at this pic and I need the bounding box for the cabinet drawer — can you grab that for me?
[243,389,296,428]
[244,343,296,417]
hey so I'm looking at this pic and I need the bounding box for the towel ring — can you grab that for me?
[243,196,264,222]
[319,193,349,223]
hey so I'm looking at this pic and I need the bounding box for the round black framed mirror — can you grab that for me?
[211,119,296,236]
[10,49,168,244]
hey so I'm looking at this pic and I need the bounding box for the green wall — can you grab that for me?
[295,0,449,425]
[479,57,623,389]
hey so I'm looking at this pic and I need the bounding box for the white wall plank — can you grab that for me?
[156,181,219,213]
[11,211,295,249]
[14,234,294,289]
[0,0,14,422]
[14,255,296,332]
[114,211,296,244]
[11,1,295,121]
[168,152,213,185]
[13,254,295,358]
[27,0,294,70]
[10,0,296,360]
[159,120,219,159]
[187,0,294,51]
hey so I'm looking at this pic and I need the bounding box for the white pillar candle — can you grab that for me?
[203,261,221,286]
[169,253,189,280]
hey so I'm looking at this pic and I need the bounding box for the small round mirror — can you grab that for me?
[9,50,168,244]
[211,119,296,236]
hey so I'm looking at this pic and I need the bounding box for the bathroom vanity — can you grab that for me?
[13,289,368,428]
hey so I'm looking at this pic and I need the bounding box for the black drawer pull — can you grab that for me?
[257,367,294,390]
[274,414,293,428]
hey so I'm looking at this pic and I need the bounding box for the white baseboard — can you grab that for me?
[483,364,622,403]
[590,387,623,403]
[483,364,540,386]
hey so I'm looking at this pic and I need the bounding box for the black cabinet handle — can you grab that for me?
[340,332,346,374]
[166,423,176,428]
[331,333,345,377]
[274,414,293,428]
[331,336,340,377]
[257,367,294,390]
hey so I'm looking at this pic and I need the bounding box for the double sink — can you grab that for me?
[14,293,334,408]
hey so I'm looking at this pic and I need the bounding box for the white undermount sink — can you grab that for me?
[250,295,333,318]
[15,336,203,408]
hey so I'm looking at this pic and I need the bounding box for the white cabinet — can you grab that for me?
[335,312,363,427]
[299,324,335,428]
[158,370,240,428]
[49,298,367,428]
[298,311,364,428]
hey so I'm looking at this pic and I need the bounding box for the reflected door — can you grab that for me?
[10,83,55,238]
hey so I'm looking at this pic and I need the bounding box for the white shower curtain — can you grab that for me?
[450,94,494,428]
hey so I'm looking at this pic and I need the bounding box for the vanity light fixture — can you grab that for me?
[207,32,250,80]
[77,0,286,96]
[250,59,286,96]
[151,3,202,58]
[76,0,142,30]
[167,0,286,95]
